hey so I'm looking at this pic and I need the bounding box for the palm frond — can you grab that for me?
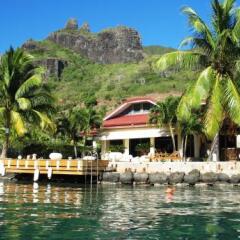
[179,37,195,49]
[223,0,236,11]
[15,73,42,99]
[204,76,224,139]
[177,67,215,120]
[189,67,215,107]
[10,111,26,136]
[32,110,56,133]
[17,97,32,110]
[224,78,240,124]
[155,51,204,71]
[177,94,193,121]
[232,8,240,39]
[182,6,215,49]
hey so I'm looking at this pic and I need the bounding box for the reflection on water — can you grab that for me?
[0,182,240,239]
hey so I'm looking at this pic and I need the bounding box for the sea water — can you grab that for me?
[0,181,239,239]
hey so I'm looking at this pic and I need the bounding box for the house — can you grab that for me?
[99,97,201,160]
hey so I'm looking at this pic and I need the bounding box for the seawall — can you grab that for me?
[101,161,240,185]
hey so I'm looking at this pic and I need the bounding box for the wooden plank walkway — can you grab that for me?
[0,159,109,176]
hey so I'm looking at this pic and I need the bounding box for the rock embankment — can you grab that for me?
[101,170,240,186]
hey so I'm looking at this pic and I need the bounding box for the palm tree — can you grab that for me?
[69,107,90,158]
[179,114,202,161]
[149,96,180,152]
[56,107,102,158]
[156,0,240,143]
[0,47,55,158]
[78,107,102,154]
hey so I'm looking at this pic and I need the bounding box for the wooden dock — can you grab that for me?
[0,158,109,178]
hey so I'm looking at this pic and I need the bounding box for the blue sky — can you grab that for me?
[1,0,239,53]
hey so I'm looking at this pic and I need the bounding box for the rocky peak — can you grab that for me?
[48,23,144,64]
[79,22,90,32]
[22,39,42,51]
[65,18,78,30]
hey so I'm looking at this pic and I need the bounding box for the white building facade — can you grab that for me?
[99,97,201,161]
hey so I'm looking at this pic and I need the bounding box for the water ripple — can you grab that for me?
[0,182,240,239]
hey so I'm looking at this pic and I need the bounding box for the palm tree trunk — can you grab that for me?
[184,135,188,162]
[1,111,10,159]
[208,133,219,161]
[169,123,176,152]
[74,144,78,159]
[181,135,184,161]
[1,137,9,159]
[82,135,86,157]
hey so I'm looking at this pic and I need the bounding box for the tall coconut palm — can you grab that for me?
[0,47,55,158]
[149,96,180,151]
[156,0,240,142]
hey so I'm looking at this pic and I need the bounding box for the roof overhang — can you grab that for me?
[104,98,156,121]
[99,127,171,140]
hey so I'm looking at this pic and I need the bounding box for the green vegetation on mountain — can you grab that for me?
[143,45,175,55]
[28,40,196,112]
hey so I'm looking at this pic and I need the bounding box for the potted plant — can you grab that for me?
[109,144,124,153]
[135,142,150,155]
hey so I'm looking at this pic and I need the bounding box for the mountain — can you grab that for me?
[143,45,176,55]
[21,19,196,112]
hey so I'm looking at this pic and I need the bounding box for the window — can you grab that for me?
[143,102,151,112]
[133,103,141,113]
[119,102,154,116]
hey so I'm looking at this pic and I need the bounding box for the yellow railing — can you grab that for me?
[0,158,109,176]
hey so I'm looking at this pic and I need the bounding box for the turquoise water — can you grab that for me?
[0,182,240,239]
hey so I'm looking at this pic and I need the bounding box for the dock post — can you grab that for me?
[25,160,29,168]
[47,167,52,180]
[0,162,5,176]
[7,159,11,168]
[67,159,71,169]
[46,160,49,169]
[16,159,19,169]
[56,160,60,169]
[34,160,38,169]
[77,159,81,170]
[33,169,40,182]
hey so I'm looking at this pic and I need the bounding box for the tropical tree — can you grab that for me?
[56,106,102,158]
[0,47,55,158]
[56,108,87,158]
[149,96,180,151]
[156,0,240,144]
[179,114,202,161]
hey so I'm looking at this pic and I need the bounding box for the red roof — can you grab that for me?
[124,97,156,103]
[104,97,156,121]
[103,114,149,128]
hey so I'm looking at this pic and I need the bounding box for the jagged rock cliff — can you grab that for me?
[36,58,67,80]
[47,19,144,64]
[22,40,68,80]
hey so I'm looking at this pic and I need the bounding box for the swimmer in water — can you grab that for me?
[165,186,175,202]
[165,186,175,194]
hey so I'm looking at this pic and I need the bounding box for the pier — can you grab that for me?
[0,158,109,180]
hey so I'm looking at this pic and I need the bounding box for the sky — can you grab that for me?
[1,0,239,53]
